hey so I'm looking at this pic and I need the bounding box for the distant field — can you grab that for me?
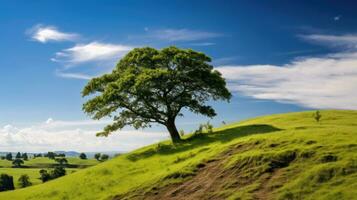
[0,157,99,188]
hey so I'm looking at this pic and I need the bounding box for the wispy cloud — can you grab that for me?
[55,71,93,80]
[135,28,222,42]
[333,15,342,21]
[190,42,216,46]
[216,34,357,110]
[300,33,357,48]
[52,42,134,65]
[212,56,240,66]
[27,24,79,43]
[0,118,167,152]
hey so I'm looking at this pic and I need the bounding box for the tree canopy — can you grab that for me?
[79,153,87,160]
[0,174,14,191]
[82,46,231,142]
[12,158,24,168]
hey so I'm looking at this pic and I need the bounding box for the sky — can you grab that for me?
[1,0,357,152]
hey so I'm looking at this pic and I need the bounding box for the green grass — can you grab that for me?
[0,157,98,188]
[0,168,78,189]
[0,110,356,200]
[0,157,99,168]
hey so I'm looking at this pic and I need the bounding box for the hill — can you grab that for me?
[0,110,356,199]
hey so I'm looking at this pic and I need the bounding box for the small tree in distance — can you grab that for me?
[79,153,87,160]
[39,169,51,183]
[314,110,322,123]
[0,174,14,191]
[46,152,56,159]
[12,158,24,168]
[55,158,68,166]
[18,174,32,188]
[22,153,28,161]
[51,166,66,179]
[5,153,12,161]
[82,47,231,143]
[94,153,101,161]
[16,152,21,159]
[100,154,109,161]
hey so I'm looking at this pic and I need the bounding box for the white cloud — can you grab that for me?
[46,118,54,124]
[190,42,216,46]
[0,119,168,152]
[52,42,134,65]
[140,28,222,42]
[301,34,357,48]
[28,24,79,43]
[217,50,357,109]
[55,71,93,80]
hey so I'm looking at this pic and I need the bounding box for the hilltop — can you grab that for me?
[0,110,356,200]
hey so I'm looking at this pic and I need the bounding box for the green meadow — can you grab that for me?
[0,157,98,188]
[0,110,356,199]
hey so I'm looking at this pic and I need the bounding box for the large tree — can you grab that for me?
[82,46,231,143]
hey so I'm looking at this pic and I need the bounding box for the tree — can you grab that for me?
[12,158,24,168]
[46,152,56,159]
[0,174,15,191]
[34,153,42,158]
[94,153,101,161]
[16,152,21,159]
[5,153,12,161]
[39,169,51,183]
[55,158,68,166]
[100,154,109,161]
[82,47,231,143]
[314,110,322,123]
[18,174,32,188]
[22,153,28,161]
[51,166,66,179]
[57,153,66,157]
[79,153,87,160]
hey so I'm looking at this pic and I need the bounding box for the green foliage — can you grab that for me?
[18,174,32,188]
[51,166,66,179]
[22,153,28,161]
[94,153,101,161]
[79,153,87,160]
[45,152,56,160]
[12,159,24,168]
[5,153,12,161]
[204,121,213,133]
[39,169,51,183]
[193,122,213,136]
[179,130,185,137]
[33,153,42,158]
[39,167,66,183]
[15,152,21,159]
[82,46,231,143]
[100,154,109,161]
[314,110,322,122]
[55,158,68,166]
[0,174,14,191]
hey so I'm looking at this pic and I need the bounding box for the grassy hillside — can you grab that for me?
[0,157,98,188]
[0,110,356,200]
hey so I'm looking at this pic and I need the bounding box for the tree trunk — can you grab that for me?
[166,119,181,143]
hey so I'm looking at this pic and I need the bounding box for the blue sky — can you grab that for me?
[1,0,357,152]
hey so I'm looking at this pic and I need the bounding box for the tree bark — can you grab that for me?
[166,119,181,143]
